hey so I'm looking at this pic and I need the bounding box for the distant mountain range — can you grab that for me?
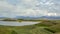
[0,16,60,20]
[15,16,60,20]
[0,17,7,18]
[15,16,40,19]
[40,16,60,19]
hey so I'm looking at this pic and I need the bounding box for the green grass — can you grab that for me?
[0,20,60,34]
[46,24,60,32]
[0,25,53,34]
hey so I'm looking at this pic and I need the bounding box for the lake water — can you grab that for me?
[0,21,39,26]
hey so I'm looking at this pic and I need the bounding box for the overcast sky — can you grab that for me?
[0,0,60,18]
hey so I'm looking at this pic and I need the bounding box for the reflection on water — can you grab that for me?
[0,21,39,26]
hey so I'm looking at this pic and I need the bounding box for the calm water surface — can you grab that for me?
[0,21,39,26]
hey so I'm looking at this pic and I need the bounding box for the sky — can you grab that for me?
[0,0,60,18]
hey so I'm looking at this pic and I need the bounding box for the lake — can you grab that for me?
[0,21,40,26]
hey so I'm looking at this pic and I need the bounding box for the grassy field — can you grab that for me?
[0,20,60,34]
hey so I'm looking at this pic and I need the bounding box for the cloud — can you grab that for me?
[0,0,16,17]
[0,0,60,18]
[0,0,43,17]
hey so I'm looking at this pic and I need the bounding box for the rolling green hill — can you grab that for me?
[0,20,60,34]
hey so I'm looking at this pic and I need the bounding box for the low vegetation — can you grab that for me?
[0,20,60,34]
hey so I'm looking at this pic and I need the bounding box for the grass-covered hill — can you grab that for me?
[0,20,60,34]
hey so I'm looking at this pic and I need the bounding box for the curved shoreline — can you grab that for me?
[0,21,40,26]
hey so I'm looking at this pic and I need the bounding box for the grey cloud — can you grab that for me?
[0,0,60,17]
